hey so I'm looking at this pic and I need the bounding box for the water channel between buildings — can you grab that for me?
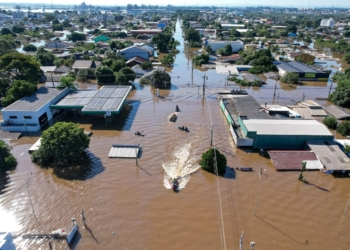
[1,20,350,250]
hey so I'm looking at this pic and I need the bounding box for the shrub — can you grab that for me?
[200,148,227,175]
[139,78,151,85]
[337,121,350,136]
[323,117,337,130]
[0,140,17,170]
[280,72,300,84]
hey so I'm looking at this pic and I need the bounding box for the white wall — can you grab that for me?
[1,88,69,132]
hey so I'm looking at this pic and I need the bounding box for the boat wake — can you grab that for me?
[162,143,200,190]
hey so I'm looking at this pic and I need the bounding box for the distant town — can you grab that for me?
[1,2,350,250]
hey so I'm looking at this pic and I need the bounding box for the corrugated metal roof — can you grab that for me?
[307,140,350,171]
[323,105,350,120]
[275,61,321,73]
[243,119,333,136]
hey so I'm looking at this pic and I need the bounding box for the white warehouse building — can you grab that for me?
[320,18,334,28]
[1,87,69,132]
[203,39,244,53]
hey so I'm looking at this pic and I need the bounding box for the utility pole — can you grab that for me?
[202,74,208,96]
[191,62,194,85]
[273,77,278,97]
[210,124,213,146]
[328,79,334,97]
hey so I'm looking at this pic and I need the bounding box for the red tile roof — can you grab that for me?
[268,150,318,171]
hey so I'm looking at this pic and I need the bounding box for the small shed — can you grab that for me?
[108,144,140,158]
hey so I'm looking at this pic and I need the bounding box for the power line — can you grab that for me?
[206,99,227,250]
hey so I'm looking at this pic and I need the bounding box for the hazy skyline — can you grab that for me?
[1,0,350,8]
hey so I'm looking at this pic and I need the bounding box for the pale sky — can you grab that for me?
[1,0,350,8]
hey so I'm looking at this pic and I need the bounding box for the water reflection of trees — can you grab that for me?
[53,151,104,180]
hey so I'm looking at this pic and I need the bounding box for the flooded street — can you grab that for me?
[1,20,350,250]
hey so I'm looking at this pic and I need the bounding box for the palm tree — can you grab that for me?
[59,76,78,90]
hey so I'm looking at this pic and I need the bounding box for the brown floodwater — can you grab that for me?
[1,20,350,250]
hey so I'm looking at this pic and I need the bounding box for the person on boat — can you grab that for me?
[185,127,188,131]
[182,126,185,130]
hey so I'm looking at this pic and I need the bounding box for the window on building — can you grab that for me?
[9,116,17,119]
[24,116,32,119]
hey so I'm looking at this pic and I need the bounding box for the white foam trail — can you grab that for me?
[162,143,200,190]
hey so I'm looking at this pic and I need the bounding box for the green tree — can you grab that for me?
[67,32,86,42]
[114,72,128,85]
[109,40,125,50]
[23,44,37,52]
[0,140,17,170]
[192,53,209,66]
[110,60,126,72]
[36,47,56,66]
[184,27,201,44]
[31,122,90,166]
[160,54,174,67]
[59,76,77,90]
[95,66,115,85]
[205,45,213,54]
[12,25,25,34]
[120,67,136,82]
[150,70,171,88]
[76,69,88,82]
[2,80,37,107]
[62,19,72,28]
[52,23,64,31]
[330,85,350,107]
[141,61,153,70]
[0,52,41,89]
[0,38,14,56]
[280,72,300,84]
[337,121,350,136]
[200,148,227,175]
[344,144,350,154]
[152,31,174,53]
[344,52,350,64]
[323,117,337,130]
[1,28,13,36]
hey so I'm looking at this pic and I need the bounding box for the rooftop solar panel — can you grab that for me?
[51,86,131,114]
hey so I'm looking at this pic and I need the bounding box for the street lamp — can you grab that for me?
[273,77,278,97]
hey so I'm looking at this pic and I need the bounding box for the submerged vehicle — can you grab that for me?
[134,131,145,137]
[170,114,177,122]
[178,126,189,132]
[171,178,179,191]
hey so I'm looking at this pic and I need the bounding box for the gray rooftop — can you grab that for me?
[323,105,350,120]
[2,87,65,112]
[307,140,350,171]
[225,96,272,119]
[243,73,264,83]
[274,61,321,73]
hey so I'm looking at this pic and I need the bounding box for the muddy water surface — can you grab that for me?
[1,20,350,250]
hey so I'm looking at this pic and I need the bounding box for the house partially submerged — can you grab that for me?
[118,46,150,60]
[72,60,102,72]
